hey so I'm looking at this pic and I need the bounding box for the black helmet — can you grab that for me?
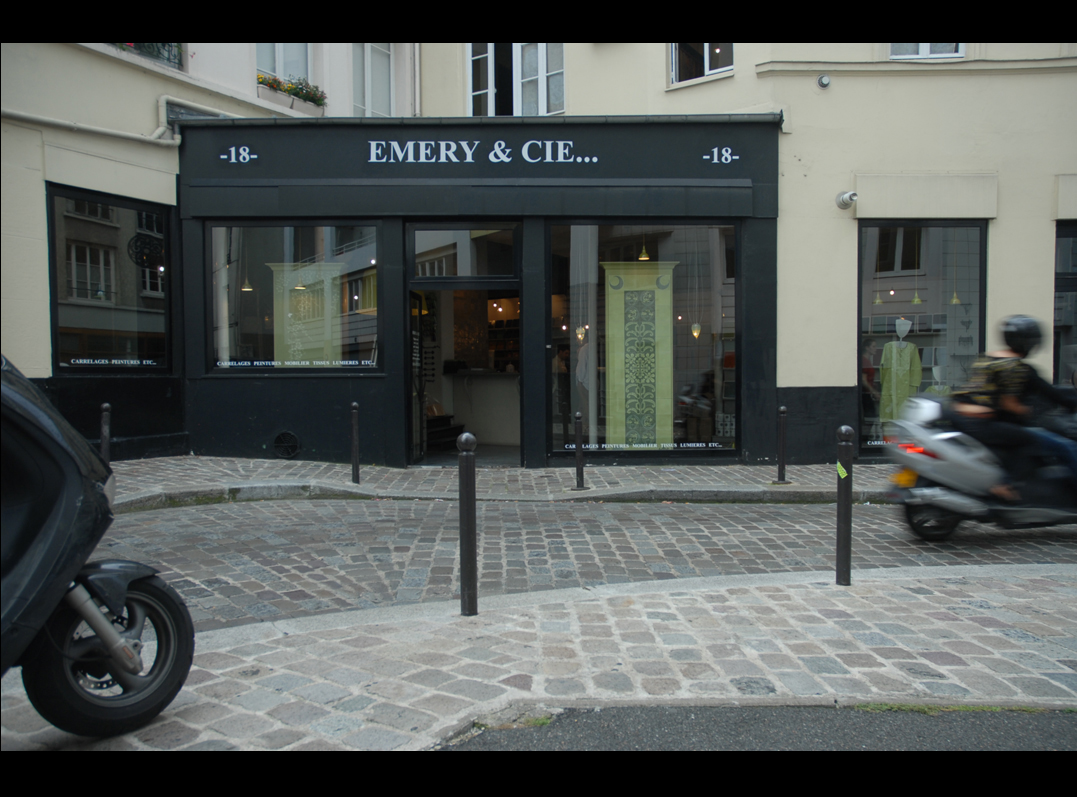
[1001,315,1042,357]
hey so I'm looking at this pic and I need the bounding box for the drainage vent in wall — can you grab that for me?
[273,431,300,459]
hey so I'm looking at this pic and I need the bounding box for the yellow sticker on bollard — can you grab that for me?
[837,462,848,479]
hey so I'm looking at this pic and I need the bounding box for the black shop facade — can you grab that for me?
[63,116,799,468]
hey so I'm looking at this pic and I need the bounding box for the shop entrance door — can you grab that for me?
[409,288,521,466]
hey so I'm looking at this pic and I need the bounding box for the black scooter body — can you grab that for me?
[1,355,115,673]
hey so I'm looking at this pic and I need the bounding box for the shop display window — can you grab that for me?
[859,223,984,446]
[209,225,379,369]
[550,223,736,454]
[52,191,169,370]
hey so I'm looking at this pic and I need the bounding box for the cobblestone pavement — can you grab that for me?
[4,567,1075,750]
[3,456,1075,751]
[91,500,1077,632]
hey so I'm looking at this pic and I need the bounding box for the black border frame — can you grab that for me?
[46,182,177,376]
[856,218,989,454]
[199,218,387,377]
[543,217,742,463]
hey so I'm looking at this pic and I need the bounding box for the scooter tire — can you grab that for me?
[905,502,962,541]
[21,576,194,737]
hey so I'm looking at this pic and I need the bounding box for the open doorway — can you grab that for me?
[410,288,521,466]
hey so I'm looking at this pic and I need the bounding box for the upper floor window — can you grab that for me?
[354,43,393,117]
[890,43,964,59]
[257,43,309,80]
[70,200,112,222]
[138,211,164,235]
[673,43,733,83]
[469,43,564,117]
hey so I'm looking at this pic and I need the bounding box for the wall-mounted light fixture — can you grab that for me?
[817,74,830,89]
[836,191,858,209]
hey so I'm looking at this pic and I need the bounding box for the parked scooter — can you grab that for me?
[888,395,1077,540]
[1,355,193,736]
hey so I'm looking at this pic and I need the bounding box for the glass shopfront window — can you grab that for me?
[412,224,518,278]
[859,223,984,446]
[52,193,170,369]
[550,223,736,454]
[209,225,379,369]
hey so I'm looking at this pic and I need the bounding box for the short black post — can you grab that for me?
[458,432,478,616]
[836,425,854,586]
[100,403,111,465]
[573,411,588,490]
[773,405,791,485]
[351,402,360,485]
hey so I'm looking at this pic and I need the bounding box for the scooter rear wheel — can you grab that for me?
[21,576,194,737]
[905,502,961,541]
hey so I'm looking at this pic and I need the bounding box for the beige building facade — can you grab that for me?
[2,43,1074,464]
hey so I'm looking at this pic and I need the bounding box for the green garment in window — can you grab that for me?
[879,341,922,421]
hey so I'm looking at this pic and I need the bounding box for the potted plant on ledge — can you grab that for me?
[257,74,327,116]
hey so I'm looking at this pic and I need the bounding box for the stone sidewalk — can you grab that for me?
[108,456,897,511]
[3,566,1075,750]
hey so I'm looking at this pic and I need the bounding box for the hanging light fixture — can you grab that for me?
[242,277,253,292]
[576,325,586,342]
[638,230,650,261]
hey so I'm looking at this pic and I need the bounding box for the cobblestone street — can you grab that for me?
[98,499,1077,631]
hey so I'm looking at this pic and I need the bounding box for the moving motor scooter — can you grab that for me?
[1,355,193,736]
[887,395,1077,540]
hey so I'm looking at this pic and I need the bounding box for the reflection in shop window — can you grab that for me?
[550,224,736,454]
[53,194,168,369]
[209,225,379,369]
[860,224,983,446]
[413,226,517,278]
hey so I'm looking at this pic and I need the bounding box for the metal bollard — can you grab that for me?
[100,403,111,465]
[573,411,588,490]
[836,425,854,586]
[351,402,360,485]
[458,432,478,616]
[773,405,791,485]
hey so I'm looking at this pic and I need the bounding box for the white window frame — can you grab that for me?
[141,264,165,297]
[467,43,564,117]
[353,43,394,118]
[513,43,564,117]
[68,243,115,303]
[257,43,311,80]
[468,43,496,117]
[672,43,734,84]
[890,43,965,60]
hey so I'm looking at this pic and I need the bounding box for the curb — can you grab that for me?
[114,480,897,513]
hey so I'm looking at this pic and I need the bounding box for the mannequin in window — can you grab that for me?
[879,318,922,421]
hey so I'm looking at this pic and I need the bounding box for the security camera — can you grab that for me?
[836,191,858,209]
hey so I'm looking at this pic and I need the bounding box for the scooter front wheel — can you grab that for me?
[904,502,962,541]
[22,576,194,737]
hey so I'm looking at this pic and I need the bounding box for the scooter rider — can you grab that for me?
[950,315,1077,500]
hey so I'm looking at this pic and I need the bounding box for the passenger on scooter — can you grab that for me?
[950,315,1077,501]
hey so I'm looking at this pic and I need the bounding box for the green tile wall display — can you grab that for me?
[603,261,679,448]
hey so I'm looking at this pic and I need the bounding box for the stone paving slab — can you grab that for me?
[3,566,1074,751]
[110,456,897,509]
[95,499,1077,631]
